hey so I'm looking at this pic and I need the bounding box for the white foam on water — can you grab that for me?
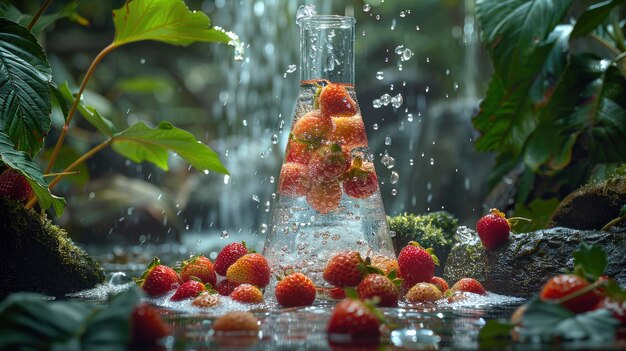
[66,282,134,301]
[148,290,279,316]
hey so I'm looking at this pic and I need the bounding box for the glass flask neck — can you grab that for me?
[298,15,356,85]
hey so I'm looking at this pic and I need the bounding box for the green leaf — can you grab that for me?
[478,319,513,349]
[476,0,572,87]
[0,18,51,156]
[49,82,69,120]
[0,1,87,37]
[620,204,626,217]
[513,197,560,232]
[112,121,228,174]
[112,0,235,47]
[573,242,607,281]
[570,0,626,39]
[521,299,619,342]
[0,131,65,216]
[115,76,174,94]
[59,82,115,137]
[524,55,626,173]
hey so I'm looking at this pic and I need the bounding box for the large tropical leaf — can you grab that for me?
[0,131,65,216]
[0,1,87,37]
[112,0,235,47]
[476,0,572,87]
[112,121,228,174]
[524,55,626,173]
[0,18,51,156]
[58,82,115,137]
[570,0,626,39]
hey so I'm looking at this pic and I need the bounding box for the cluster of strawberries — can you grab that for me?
[278,81,378,214]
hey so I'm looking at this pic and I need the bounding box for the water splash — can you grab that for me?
[296,4,317,24]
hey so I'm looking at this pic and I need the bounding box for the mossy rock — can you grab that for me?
[0,197,105,298]
[388,211,458,275]
[549,176,626,230]
[444,226,626,297]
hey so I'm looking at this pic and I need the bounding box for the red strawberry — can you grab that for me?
[397,242,439,289]
[308,143,351,182]
[318,83,358,118]
[430,276,449,293]
[215,241,249,276]
[306,179,342,214]
[291,110,334,145]
[275,272,316,307]
[342,158,378,199]
[405,282,443,303]
[226,253,271,288]
[170,279,207,301]
[357,273,401,307]
[329,116,368,150]
[179,255,217,288]
[448,278,487,296]
[230,283,264,304]
[216,279,240,296]
[136,257,182,297]
[596,297,626,325]
[0,169,33,203]
[285,138,314,164]
[277,163,310,197]
[327,298,381,345]
[476,209,510,249]
[192,291,221,308]
[323,251,366,288]
[130,303,170,345]
[328,287,346,300]
[540,274,601,313]
[213,311,260,333]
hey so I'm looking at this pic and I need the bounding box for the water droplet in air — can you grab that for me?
[407,113,414,122]
[380,94,391,106]
[376,71,384,80]
[400,11,406,17]
[286,64,297,73]
[394,45,404,54]
[373,123,379,130]
[430,158,435,165]
[242,119,248,127]
[416,25,420,31]
[385,135,392,145]
[260,223,268,234]
[391,188,398,196]
[390,171,399,184]
[425,86,430,93]
[373,99,382,108]
[363,4,371,12]
[139,58,146,64]
[271,134,278,144]
[252,194,260,202]
[409,159,414,166]
[375,14,380,20]
[270,176,275,184]
[401,48,412,61]
[223,175,230,184]
[391,94,403,108]
[221,230,229,239]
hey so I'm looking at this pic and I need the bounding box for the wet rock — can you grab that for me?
[549,176,626,230]
[0,197,105,298]
[388,211,458,275]
[444,226,626,297]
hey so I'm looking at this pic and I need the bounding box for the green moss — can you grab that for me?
[0,197,105,298]
[388,211,458,249]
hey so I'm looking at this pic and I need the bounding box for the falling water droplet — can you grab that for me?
[252,194,260,202]
[400,11,406,17]
[407,113,414,122]
[271,134,278,144]
[363,4,371,12]
[375,14,380,20]
[380,94,391,106]
[430,158,435,165]
[139,58,146,64]
[242,119,248,127]
[373,99,382,108]
[376,71,384,80]
[394,45,404,54]
[223,175,230,184]
[385,135,392,145]
[391,93,403,108]
[391,188,398,196]
[402,48,412,61]
[286,64,297,73]
[409,159,414,166]
[416,25,420,31]
[220,230,229,239]
[425,86,430,93]
[373,123,379,130]
[260,223,268,234]
[390,171,399,184]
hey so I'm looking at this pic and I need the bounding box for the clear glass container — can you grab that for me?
[262,10,396,293]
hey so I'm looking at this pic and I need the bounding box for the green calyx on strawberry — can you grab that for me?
[327,289,385,345]
[342,156,379,199]
[476,208,531,250]
[135,257,182,297]
[308,142,351,182]
[397,241,439,290]
[0,168,33,203]
[323,251,380,288]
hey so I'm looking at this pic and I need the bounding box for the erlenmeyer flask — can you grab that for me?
[263,9,396,292]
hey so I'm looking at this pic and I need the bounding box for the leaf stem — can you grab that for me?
[590,33,621,56]
[611,15,626,53]
[26,138,113,208]
[554,279,606,305]
[27,0,54,30]
[44,43,118,175]
[44,171,80,178]
[601,213,626,232]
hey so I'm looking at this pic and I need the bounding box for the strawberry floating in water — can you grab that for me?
[291,109,334,146]
[308,143,351,182]
[277,163,310,197]
[318,83,358,118]
[342,157,378,199]
[306,179,342,214]
[230,283,264,304]
[275,272,317,308]
[329,116,367,150]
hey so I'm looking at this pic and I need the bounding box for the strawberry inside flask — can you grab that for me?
[263,11,395,296]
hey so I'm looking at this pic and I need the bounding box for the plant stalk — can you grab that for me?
[26,138,113,208]
[27,0,54,30]
[44,43,118,175]
[554,279,605,305]
[601,213,626,232]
